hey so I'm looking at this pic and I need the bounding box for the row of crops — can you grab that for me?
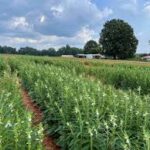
[85,64,150,95]
[1,55,149,149]
[47,57,150,95]
[12,55,150,95]
[0,66,44,149]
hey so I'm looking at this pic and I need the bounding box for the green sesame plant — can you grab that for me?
[0,72,44,150]
[16,61,150,150]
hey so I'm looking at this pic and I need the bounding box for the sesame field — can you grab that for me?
[0,54,150,150]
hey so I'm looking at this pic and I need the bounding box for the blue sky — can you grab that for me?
[0,0,149,53]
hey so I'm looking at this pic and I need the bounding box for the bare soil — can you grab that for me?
[21,89,61,150]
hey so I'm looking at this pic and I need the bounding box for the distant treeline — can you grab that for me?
[0,45,149,57]
[0,45,83,56]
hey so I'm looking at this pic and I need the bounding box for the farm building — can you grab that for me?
[142,55,150,61]
[61,55,74,58]
[75,54,105,59]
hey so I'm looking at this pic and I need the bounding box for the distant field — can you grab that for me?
[0,54,150,150]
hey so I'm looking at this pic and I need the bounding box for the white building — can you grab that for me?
[61,55,74,58]
[76,54,105,59]
[142,55,150,61]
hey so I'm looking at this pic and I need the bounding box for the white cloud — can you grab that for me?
[10,17,29,29]
[0,36,38,49]
[76,26,96,43]
[44,0,113,36]
[13,37,37,44]
[7,37,37,44]
[101,7,113,18]
[50,5,64,17]
[40,15,46,23]
[145,5,150,13]
[143,2,150,15]
[34,26,97,49]
[0,25,98,50]
[136,32,144,37]
[0,0,113,38]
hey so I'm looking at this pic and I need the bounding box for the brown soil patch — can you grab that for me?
[21,89,60,150]
[43,135,60,150]
[22,90,42,125]
[83,61,91,66]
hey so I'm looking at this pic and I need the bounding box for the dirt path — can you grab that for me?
[22,89,61,150]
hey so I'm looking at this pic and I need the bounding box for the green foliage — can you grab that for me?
[18,47,39,55]
[17,56,150,95]
[20,63,150,149]
[1,55,150,149]
[0,72,44,150]
[6,55,150,150]
[0,45,83,56]
[0,46,16,54]
[85,64,150,94]
[84,40,102,54]
[41,48,56,56]
[0,58,7,75]
[57,44,83,56]
[100,19,138,59]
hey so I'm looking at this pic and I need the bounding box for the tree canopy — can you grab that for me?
[0,46,16,54]
[18,47,39,55]
[99,19,138,59]
[84,40,102,54]
[57,45,83,56]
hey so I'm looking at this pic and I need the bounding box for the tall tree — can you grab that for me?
[84,40,101,54]
[57,45,83,55]
[0,46,16,54]
[41,48,57,56]
[18,47,39,55]
[100,19,138,59]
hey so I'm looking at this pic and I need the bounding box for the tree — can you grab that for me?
[18,47,39,55]
[84,40,102,54]
[41,48,57,56]
[0,46,16,54]
[57,44,83,55]
[99,19,138,59]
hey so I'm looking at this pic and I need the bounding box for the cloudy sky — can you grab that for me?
[0,0,150,53]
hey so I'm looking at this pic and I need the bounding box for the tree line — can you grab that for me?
[0,45,83,56]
